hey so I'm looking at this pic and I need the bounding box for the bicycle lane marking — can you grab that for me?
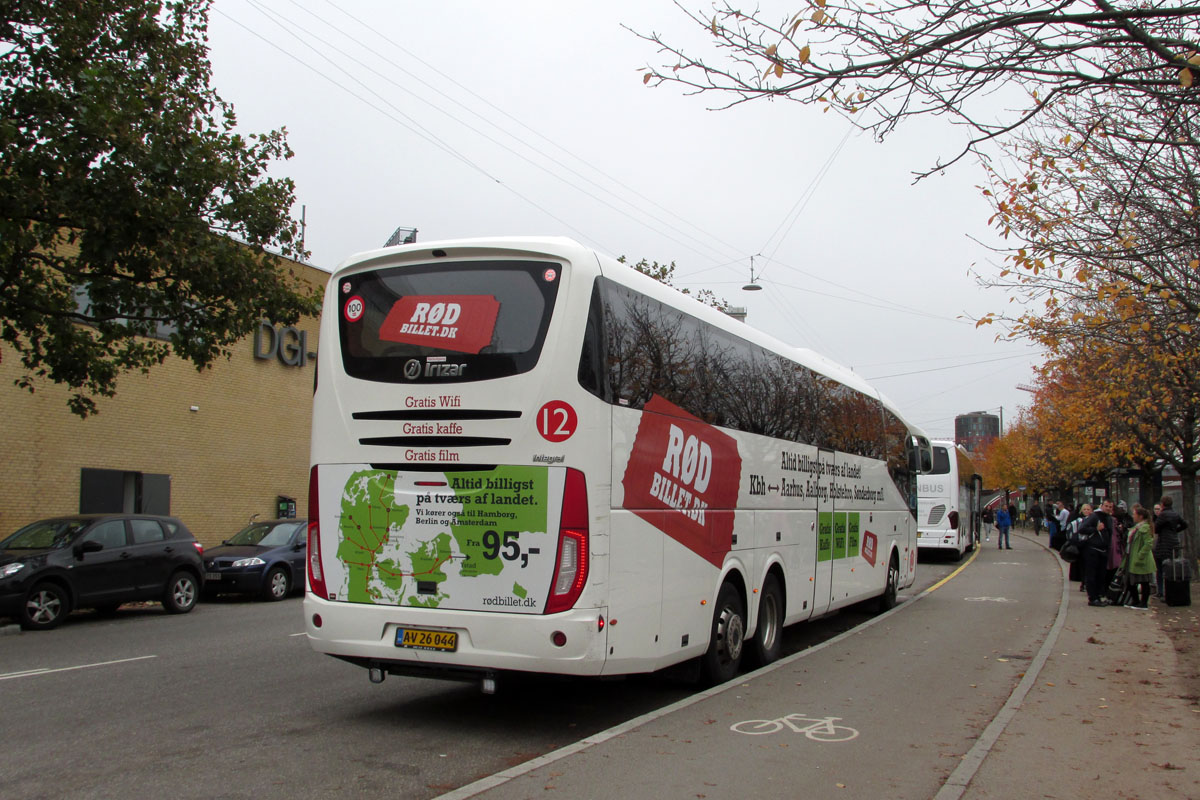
[0,655,157,682]
[435,546,984,800]
[730,713,860,741]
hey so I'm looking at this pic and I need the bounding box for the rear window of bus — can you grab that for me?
[337,260,561,383]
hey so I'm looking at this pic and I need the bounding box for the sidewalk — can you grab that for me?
[443,531,1199,800]
[962,532,1200,799]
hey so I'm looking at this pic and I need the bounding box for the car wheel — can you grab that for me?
[701,581,745,685]
[21,582,70,631]
[163,571,198,614]
[262,566,291,601]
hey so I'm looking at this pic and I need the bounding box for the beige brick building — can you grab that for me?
[0,257,328,549]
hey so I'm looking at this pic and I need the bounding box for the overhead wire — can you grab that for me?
[220,2,1008,352]
[864,352,1036,380]
[754,124,856,280]
[230,1,612,250]
[314,0,750,267]
[250,0,750,266]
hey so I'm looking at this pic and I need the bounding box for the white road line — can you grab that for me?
[0,655,157,681]
[289,632,308,637]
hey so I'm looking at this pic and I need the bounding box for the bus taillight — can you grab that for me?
[948,510,959,530]
[545,468,588,614]
[307,466,329,599]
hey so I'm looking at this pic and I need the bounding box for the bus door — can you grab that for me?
[812,449,836,616]
[971,474,984,543]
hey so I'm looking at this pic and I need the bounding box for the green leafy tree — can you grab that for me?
[0,0,320,416]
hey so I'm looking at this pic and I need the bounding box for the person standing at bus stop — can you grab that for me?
[1153,496,1187,599]
[981,507,994,542]
[995,505,1012,550]
[1078,500,1115,606]
[1030,503,1044,536]
[1046,501,1060,546]
[1123,505,1155,609]
[1055,500,1071,533]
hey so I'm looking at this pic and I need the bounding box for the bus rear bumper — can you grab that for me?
[916,531,965,551]
[302,594,610,678]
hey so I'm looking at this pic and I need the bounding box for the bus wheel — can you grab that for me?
[877,552,900,613]
[702,582,745,685]
[746,573,783,668]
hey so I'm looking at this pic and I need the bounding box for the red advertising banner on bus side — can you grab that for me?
[378,295,499,354]
[621,395,741,567]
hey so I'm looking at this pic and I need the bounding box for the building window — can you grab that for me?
[80,468,171,514]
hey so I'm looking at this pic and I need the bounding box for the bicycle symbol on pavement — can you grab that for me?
[730,713,859,741]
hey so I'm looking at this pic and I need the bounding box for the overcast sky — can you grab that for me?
[206,0,1044,440]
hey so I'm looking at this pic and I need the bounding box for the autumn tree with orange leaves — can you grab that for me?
[975,69,1199,558]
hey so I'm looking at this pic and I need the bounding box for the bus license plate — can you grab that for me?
[395,627,458,652]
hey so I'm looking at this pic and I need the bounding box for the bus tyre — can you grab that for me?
[746,573,783,668]
[878,553,899,613]
[702,582,746,685]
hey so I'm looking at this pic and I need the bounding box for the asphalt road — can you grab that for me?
[0,552,974,799]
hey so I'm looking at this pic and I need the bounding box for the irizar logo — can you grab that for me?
[403,358,467,380]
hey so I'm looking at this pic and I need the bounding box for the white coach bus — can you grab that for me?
[917,439,982,559]
[304,237,931,691]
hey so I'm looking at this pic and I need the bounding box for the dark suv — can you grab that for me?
[0,514,205,630]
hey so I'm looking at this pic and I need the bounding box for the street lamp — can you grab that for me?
[743,255,763,291]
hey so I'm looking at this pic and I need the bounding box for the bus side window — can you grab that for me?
[577,282,609,402]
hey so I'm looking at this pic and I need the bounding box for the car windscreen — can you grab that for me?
[337,259,561,383]
[0,519,88,550]
[228,522,301,547]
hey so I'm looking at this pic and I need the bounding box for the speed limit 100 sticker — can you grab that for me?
[344,295,365,322]
[536,400,577,443]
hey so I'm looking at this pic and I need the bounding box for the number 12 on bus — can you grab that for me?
[304,237,932,691]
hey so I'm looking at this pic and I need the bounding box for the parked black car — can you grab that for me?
[0,514,205,630]
[202,518,307,601]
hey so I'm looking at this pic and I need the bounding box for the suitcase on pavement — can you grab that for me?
[1163,557,1192,607]
[1164,578,1191,606]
